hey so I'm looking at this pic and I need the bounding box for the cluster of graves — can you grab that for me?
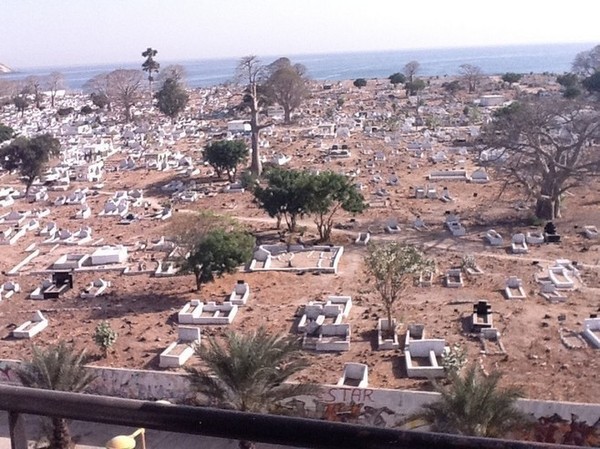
[0,73,598,394]
[160,281,250,367]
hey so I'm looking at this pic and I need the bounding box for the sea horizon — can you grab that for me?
[1,41,596,90]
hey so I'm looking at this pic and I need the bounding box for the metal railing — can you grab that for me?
[0,384,576,449]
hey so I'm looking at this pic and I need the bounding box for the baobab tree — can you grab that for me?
[479,97,600,220]
[459,64,483,93]
[23,76,42,109]
[107,69,143,122]
[236,55,271,176]
[404,60,420,83]
[46,72,65,107]
[264,57,309,124]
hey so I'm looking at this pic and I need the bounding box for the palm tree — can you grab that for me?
[417,365,526,438]
[186,327,316,449]
[17,342,97,449]
[141,47,160,93]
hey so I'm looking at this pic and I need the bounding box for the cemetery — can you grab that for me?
[0,72,598,408]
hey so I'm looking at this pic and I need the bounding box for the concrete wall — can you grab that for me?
[1,359,598,427]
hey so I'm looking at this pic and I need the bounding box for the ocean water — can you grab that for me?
[1,42,594,90]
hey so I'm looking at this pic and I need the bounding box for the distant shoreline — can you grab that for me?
[1,42,594,89]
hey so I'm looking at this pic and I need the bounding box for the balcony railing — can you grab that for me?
[0,384,576,449]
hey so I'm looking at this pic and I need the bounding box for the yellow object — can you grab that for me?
[105,428,146,449]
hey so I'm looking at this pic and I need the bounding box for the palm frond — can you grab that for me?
[17,342,96,393]
[187,327,311,413]
[418,365,525,437]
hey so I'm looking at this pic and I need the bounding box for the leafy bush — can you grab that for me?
[57,107,74,116]
[94,321,117,357]
[441,343,467,377]
[353,78,367,88]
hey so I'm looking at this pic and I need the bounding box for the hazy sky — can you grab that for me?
[2,0,599,69]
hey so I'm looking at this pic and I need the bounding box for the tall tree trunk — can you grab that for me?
[386,305,395,339]
[250,123,261,176]
[25,179,33,198]
[554,195,561,219]
[249,87,262,176]
[283,105,291,125]
[535,196,555,220]
[193,266,202,291]
[50,417,71,449]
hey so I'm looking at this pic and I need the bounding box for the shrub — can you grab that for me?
[94,321,117,357]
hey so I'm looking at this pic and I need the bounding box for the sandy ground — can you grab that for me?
[0,75,599,405]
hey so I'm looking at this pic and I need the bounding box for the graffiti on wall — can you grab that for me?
[1,357,599,444]
[0,360,20,385]
[277,387,404,427]
[521,414,600,446]
[87,367,192,401]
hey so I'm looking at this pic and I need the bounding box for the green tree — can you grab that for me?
[442,80,461,95]
[353,78,367,88]
[90,92,109,109]
[204,140,249,182]
[557,73,581,98]
[187,327,316,449]
[364,242,433,336]
[572,44,600,76]
[184,229,255,291]
[405,78,426,96]
[85,73,112,110]
[17,342,96,449]
[265,58,309,124]
[168,211,230,258]
[252,167,312,232]
[0,134,60,195]
[557,73,578,88]
[563,85,581,99]
[0,123,14,143]
[308,171,366,241]
[480,97,600,220]
[158,64,187,84]
[388,72,406,86]
[57,107,74,117]
[416,365,525,438]
[582,71,600,95]
[93,321,117,357]
[501,72,522,85]
[141,47,160,92]
[155,77,189,121]
[13,95,28,116]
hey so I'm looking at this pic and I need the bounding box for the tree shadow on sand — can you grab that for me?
[85,290,188,321]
